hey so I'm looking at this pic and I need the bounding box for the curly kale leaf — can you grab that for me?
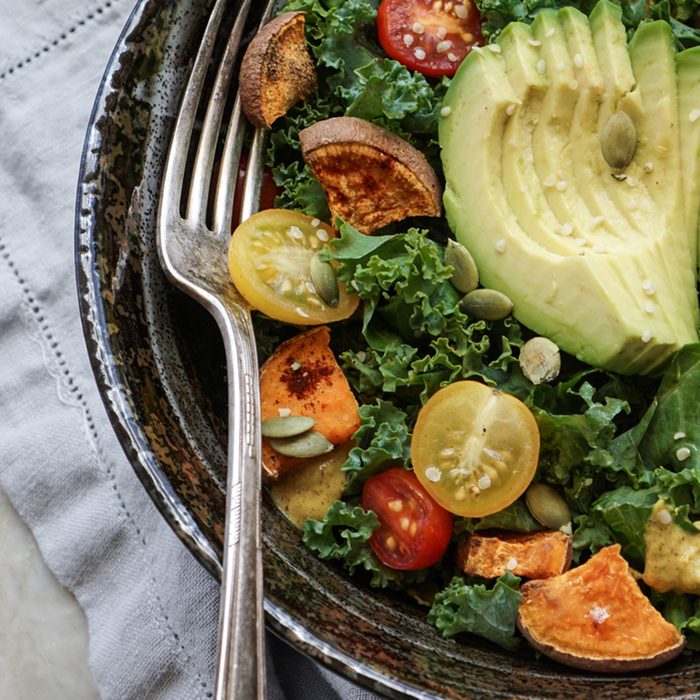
[658,592,700,650]
[559,346,700,561]
[302,500,428,588]
[475,0,700,46]
[428,573,523,650]
[302,500,378,571]
[341,399,412,495]
[328,222,523,407]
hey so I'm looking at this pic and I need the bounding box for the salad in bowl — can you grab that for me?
[230,0,700,674]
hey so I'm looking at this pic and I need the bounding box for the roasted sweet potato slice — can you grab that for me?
[260,326,360,479]
[517,545,686,672]
[299,116,442,233]
[457,530,572,580]
[239,12,317,129]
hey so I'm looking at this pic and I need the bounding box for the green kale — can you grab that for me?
[650,0,700,48]
[474,0,700,47]
[302,500,429,588]
[428,573,523,650]
[638,344,700,479]
[341,399,412,495]
[658,592,700,650]
[328,222,523,409]
[587,486,659,566]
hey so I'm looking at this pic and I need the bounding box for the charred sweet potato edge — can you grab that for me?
[239,11,317,129]
[299,116,443,233]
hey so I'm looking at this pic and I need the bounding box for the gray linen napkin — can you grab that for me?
[0,1,382,698]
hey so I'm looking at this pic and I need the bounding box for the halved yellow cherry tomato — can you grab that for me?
[228,209,359,325]
[411,380,539,518]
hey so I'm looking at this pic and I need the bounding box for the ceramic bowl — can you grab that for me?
[75,0,700,696]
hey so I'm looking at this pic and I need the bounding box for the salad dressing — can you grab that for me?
[269,441,351,529]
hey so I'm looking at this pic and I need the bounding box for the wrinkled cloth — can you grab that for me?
[0,1,381,697]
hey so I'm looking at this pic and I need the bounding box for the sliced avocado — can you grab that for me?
[589,0,635,102]
[498,23,571,255]
[629,22,684,238]
[677,47,700,258]
[498,21,545,102]
[530,11,593,233]
[560,6,650,241]
[589,4,661,240]
[439,0,700,375]
[628,21,697,328]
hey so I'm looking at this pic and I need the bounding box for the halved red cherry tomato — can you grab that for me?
[377,0,484,78]
[361,467,453,570]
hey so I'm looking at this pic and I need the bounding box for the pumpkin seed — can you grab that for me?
[270,430,334,458]
[459,288,513,320]
[601,111,637,170]
[310,253,339,307]
[519,336,561,385]
[445,239,479,293]
[261,415,316,438]
[526,483,571,531]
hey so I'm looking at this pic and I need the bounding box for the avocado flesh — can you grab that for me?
[499,23,572,255]
[529,11,590,233]
[629,22,686,248]
[587,1,668,240]
[557,7,636,240]
[677,47,700,253]
[560,6,661,241]
[627,22,698,330]
[439,0,700,375]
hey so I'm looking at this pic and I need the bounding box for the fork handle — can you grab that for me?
[215,305,265,700]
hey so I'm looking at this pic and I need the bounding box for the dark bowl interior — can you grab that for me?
[75,0,700,696]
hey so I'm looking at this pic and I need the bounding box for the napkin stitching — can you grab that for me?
[0,0,123,81]
[0,234,213,700]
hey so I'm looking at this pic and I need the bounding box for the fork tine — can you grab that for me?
[161,0,232,222]
[212,93,248,236]
[238,126,268,225]
[212,0,277,236]
[188,0,254,226]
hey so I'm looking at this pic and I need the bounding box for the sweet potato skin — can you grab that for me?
[299,116,442,233]
[456,530,572,580]
[239,12,317,129]
[260,326,360,478]
[517,545,686,672]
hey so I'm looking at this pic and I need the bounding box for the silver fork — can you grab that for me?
[157,0,275,697]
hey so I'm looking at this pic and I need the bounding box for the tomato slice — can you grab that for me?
[377,0,484,78]
[411,381,540,518]
[228,209,359,325]
[362,467,453,570]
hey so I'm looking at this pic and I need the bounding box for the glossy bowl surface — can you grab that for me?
[76,1,700,696]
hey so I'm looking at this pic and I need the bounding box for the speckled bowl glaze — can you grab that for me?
[76,1,700,697]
